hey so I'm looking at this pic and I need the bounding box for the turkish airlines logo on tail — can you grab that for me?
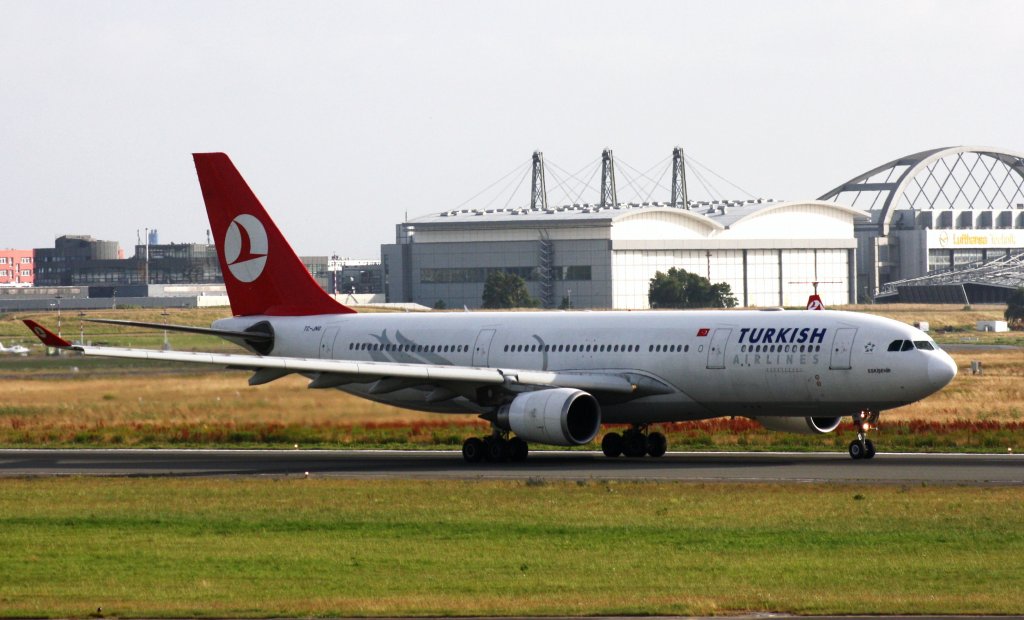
[224,214,268,283]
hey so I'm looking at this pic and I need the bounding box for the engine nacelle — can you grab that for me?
[755,416,843,435]
[497,388,601,446]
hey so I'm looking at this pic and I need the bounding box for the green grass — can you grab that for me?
[0,478,1021,617]
[2,418,1022,453]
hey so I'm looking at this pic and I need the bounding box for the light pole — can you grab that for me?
[54,295,62,339]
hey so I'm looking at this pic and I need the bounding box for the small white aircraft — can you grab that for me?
[0,341,29,355]
[25,153,958,462]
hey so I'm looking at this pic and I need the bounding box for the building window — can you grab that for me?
[420,265,592,284]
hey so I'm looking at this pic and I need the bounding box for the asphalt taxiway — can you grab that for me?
[0,449,1021,485]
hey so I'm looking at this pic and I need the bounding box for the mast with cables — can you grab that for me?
[671,146,689,209]
[530,151,548,211]
[600,148,617,209]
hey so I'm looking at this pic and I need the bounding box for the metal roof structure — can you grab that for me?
[410,199,867,230]
[818,146,1024,235]
[878,250,1024,303]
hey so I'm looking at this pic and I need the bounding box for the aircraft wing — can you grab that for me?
[23,320,651,398]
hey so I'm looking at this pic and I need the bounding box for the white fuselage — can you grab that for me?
[214,309,957,424]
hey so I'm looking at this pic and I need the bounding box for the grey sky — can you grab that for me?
[3,0,1022,258]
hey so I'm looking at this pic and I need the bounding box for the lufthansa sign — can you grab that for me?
[929,230,1023,249]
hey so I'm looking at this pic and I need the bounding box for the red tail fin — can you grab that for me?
[193,153,355,317]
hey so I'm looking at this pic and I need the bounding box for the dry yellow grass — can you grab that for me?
[0,372,454,427]
[1,303,1020,437]
[885,349,1024,422]
[0,347,1019,434]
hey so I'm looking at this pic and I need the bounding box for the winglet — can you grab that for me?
[23,320,74,348]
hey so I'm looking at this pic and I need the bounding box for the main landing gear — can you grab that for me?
[462,429,529,463]
[601,425,667,458]
[848,410,880,460]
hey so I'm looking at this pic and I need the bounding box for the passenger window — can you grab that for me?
[901,340,915,352]
[914,341,934,351]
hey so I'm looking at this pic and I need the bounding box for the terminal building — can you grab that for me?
[384,146,1024,308]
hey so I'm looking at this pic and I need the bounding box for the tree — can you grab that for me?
[1005,287,1024,329]
[432,299,447,310]
[648,267,738,309]
[481,270,538,309]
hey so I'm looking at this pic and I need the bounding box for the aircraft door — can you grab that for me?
[829,328,857,370]
[320,326,340,359]
[472,329,497,367]
[706,328,731,369]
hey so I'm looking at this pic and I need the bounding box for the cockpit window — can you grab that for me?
[914,341,935,351]
[901,340,915,352]
[888,340,903,352]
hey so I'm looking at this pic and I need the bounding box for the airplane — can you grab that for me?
[24,153,958,462]
[0,341,30,355]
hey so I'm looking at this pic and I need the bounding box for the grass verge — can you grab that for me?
[0,478,1021,617]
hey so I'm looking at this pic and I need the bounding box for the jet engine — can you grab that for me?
[755,416,842,435]
[496,388,601,446]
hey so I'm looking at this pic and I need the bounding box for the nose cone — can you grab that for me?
[927,352,958,391]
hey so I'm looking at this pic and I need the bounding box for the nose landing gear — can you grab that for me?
[848,410,879,460]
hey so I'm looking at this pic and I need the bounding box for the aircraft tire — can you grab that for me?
[601,432,623,458]
[462,437,485,463]
[864,439,876,459]
[483,437,508,462]
[647,432,667,458]
[508,437,529,462]
[622,430,647,458]
[848,440,864,460]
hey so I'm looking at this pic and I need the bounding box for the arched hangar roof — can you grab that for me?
[413,199,865,231]
[818,146,1024,236]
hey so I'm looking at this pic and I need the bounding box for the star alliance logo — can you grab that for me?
[864,342,876,353]
[224,214,268,283]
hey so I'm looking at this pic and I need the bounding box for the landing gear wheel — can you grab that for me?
[622,429,647,458]
[849,410,881,461]
[601,432,623,458]
[483,436,508,462]
[462,437,484,463]
[508,437,529,462]
[646,432,668,458]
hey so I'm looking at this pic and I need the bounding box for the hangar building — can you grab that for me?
[819,146,1024,302]
[383,146,1024,308]
[382,150,864,309]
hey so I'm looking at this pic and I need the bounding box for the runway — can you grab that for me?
[1,449,1021,485]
